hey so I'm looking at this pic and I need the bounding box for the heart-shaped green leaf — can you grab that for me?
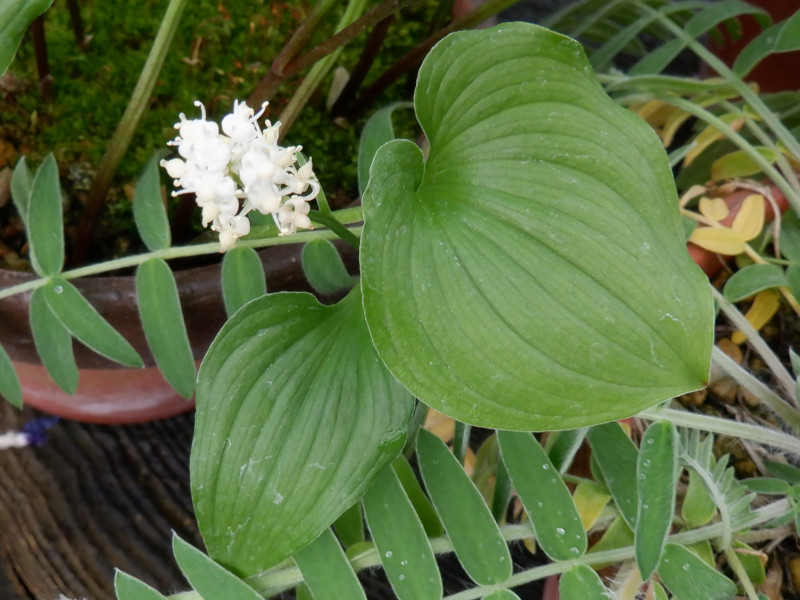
[360,22,712,431]
[191,288,414,575]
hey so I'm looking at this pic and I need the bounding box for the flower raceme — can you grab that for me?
[161,100,320,251]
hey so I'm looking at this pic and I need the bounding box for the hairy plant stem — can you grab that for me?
[0,207,363,302]
[711,286,797,401]
[641,405,800,457]
[189,499,788,600]
[711,345,800,431]
[75,0,188,265]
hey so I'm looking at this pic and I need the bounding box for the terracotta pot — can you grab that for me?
[0,243,341,424]
[687,180,791,277]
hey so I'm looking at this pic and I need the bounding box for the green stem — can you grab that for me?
[308,209,360,249]
[724,546,761,600]
[711,286,797,401]
[77,0,188,263]
[277,0,367,139]
[711,345,800,432]
[638,1,800,161]
[0,207,363,301]
[641,405,800,457]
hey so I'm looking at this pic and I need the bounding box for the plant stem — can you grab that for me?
[711,286,797,401]
[75,0,188,265]
[30,15,53,101]
[641,405,800,457]
[711,345,800,432]
[277,0,367,139]
[724,546,761,600]
[0,208,363,301]
[234,498,790,599]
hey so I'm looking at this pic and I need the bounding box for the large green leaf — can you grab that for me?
[0,0,53,77]
[360,22,712,431]
[133,153,171,252]
[191,288,414,575]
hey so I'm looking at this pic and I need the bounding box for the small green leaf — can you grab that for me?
[482,590,521,600]
[0,343,22,408]
[192,288,414,575]
[333,502,364,549]
[766,459,800,484]
[136,258,196,398]
[0,0,53,77]
[301,238,355,295]
[10,156,33,223]
[785,264,800,303]
[43,277,143,368]
[392,455,443,537]
[587,423,639,529]
[221,246,267,317]
[133,153,171,252]
[358,102,412,195]
[498,430,586,561]
[172,534,263,600]
[363,466,441,600]
[114,570,168,600]
[587,515,633,565]
[491,459,513,523]
[732,541,766,585]
[417,428,512,585]
[293,528,366,600]
[711,147,776,180]
[658,543,737,600]
[682,467,717,527]
[559,564,608,600]
[635,421,679,580]
[653,581,669,600]
[545,428,588,473]
[734,10,800,77]
[723,263,787,302]
[743,476,790,494]
[779,211,800,261]
[30,286,78,394]
[28,154,64,277]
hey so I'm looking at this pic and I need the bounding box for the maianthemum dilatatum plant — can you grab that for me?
[5,1,800,599]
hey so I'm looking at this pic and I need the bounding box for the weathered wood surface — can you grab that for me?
[0,402,200,599]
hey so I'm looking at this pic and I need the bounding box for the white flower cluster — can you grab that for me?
[161,100,320,252]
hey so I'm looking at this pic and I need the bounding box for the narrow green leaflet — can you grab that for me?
[417,428,512,585]
[497,430,586,561]
[293,528,366,600]
[0,343,22,408]
[635,421,680,581]
[587,423,639,529]
[43,277,143,368]
[363,466,441,600]
[333,501,364,549]
[0,0,53,76]
[301,238,355,295]
[114,570,168,600]
[10,156,33,223]
[545,428,588,473]
[357,102,411,195]
[28,154,64,277]
[360,23,712,431]
[734,9,800,77]
[133,153,171,252]
[171,534,263,600]
[221,246,267,317]
[630,1,768,75]
[559,564,608,600]
[136,258,196,399]
[658,543,737,600]
[682,467,717,526]
[30,286,78,394]
[723,263,787,302]
[392,455,444,537]
[192,288,414,575]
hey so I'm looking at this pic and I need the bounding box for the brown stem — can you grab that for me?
[330,13,394,118]
[31,16,53,102]
[342,0,518,121]
[248,0,420,107]
[66,0,88,50]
